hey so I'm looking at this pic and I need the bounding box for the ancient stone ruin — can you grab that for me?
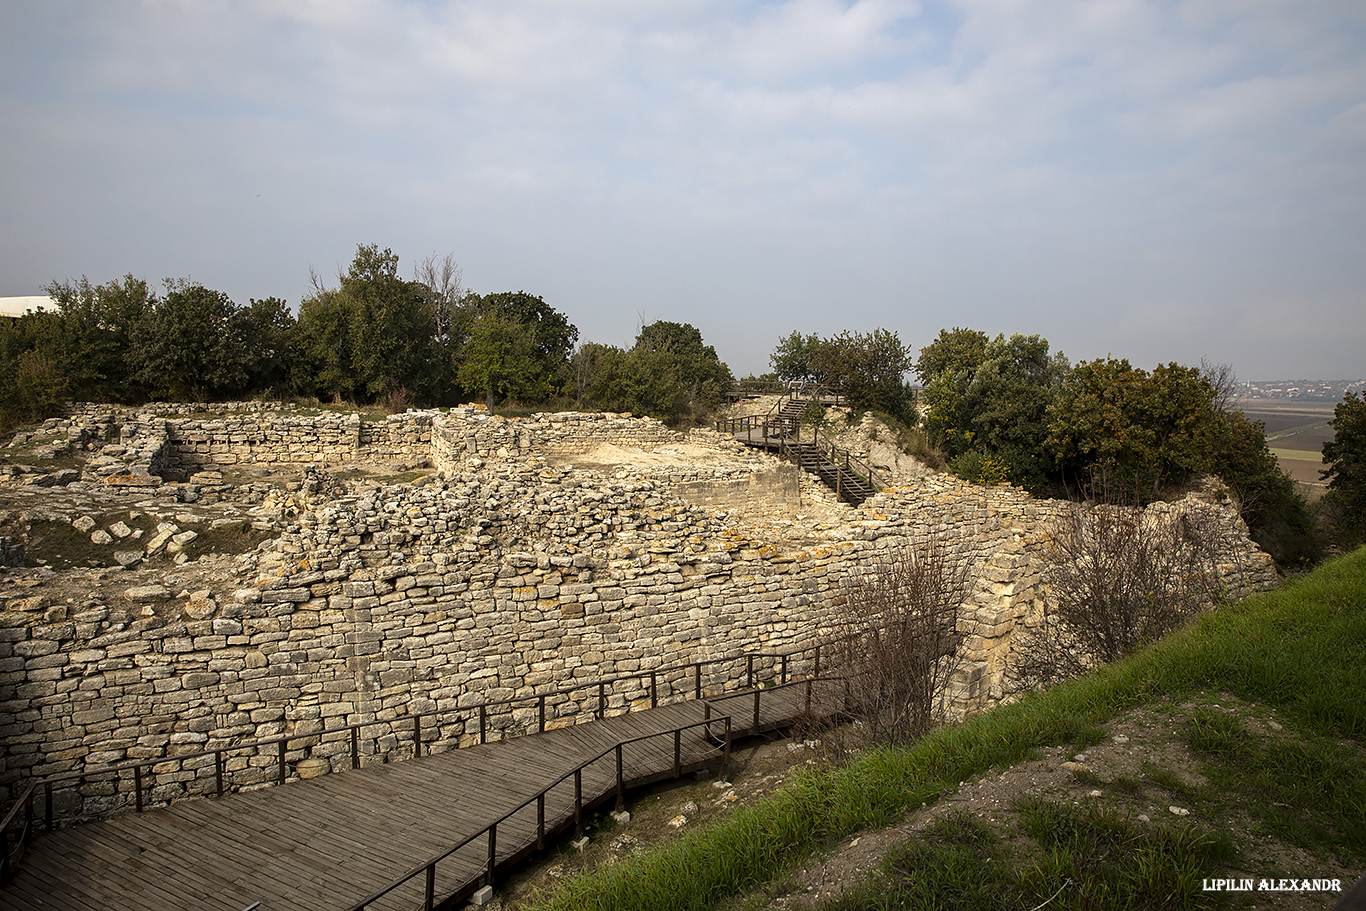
[0,402,1278,820]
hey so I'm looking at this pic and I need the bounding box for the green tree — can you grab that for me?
[954,334,1066,490]
[917,330,1062,489]
[43,274,152,402]
[458,291,578,405]
[458,310,547,406]
[770,329,916,420]
[1322,391,1366,543]
[1212,410,1320,567]
[769,331,825,384]
[575,322,732,425]
[803,329,915,422]
[131,280,249,401]
[295,276,357,401]
[633,321,733,415]
[296,245,445,402]
[0,342,69,430]
[236,297,299,398]
[916,327,991,456]
[1048,358,1222,500]
[340,245,440,401]
[572,342,628,409]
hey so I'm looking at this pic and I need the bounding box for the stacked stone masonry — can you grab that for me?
[0,406,1280,822]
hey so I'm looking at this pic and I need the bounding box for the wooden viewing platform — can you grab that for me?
[1,680,842,911]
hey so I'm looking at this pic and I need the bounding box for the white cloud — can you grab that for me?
[1,0,1363,377]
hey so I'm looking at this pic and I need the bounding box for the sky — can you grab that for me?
[2,1,1363,381]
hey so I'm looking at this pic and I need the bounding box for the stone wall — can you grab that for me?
[430,408,682,470]
[0,459,1279,819]
[22,404,437,480]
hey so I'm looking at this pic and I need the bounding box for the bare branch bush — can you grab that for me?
[829,539,976,748]
[1012,501,1225,690]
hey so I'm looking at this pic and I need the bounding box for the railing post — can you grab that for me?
[537,793,546,850]
[574,769,583,835]
[424,863,436,911]
[414,714,423,758]
[598,681,606,719]
[539,695,546,734]
[721,718,732,781]
[673,729,682,777]
[753,690,761,734]
[615,744,625,810]
[480,705,487,744]
[134,765,143,813]
[805,677,813,715]
[215,751,224,797]
[278,740,287,785]
[746,654,754,688]
[487,822,497,888]
[351,726,360,769]
[814,645,821,679]
[650,671,657,708]
[694,663,702,700]
[781,654,789,684]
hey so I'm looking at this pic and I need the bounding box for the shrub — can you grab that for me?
[833,539,975,745]
[1012,500,1224,689]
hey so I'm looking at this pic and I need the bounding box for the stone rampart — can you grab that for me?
[0,461,1278,819]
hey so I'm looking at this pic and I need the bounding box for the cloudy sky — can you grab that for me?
[2,0,1363,380]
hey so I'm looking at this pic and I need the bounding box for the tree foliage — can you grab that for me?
[460,291,578,406]
[132,280,250,401]
[1322,391,1366,543]
[296,245,442,402]
[43,274,152,403]
[575,322,731,425]
[1047,358,1223,500]
[769,331,825,384]
[769,328,916,422]
[917,330,1063,490]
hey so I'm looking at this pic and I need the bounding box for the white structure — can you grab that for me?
[0,296,55,319]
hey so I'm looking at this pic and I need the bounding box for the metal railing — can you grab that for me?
[803,425,884,502]
[346,709,734,911]
[347,672,845,911]
[0,638,832,885]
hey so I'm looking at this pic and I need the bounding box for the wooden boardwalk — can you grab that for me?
[1,683,839,911]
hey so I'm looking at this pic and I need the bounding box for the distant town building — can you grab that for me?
[0,296,55,320]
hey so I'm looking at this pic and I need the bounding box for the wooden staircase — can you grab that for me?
[785,440,877,506]
[718,387,882,507]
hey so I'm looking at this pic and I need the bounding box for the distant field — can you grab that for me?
[1236,398,1335,494]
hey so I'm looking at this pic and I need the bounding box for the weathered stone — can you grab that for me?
[296,758,331,779]
[124,585,170,603]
